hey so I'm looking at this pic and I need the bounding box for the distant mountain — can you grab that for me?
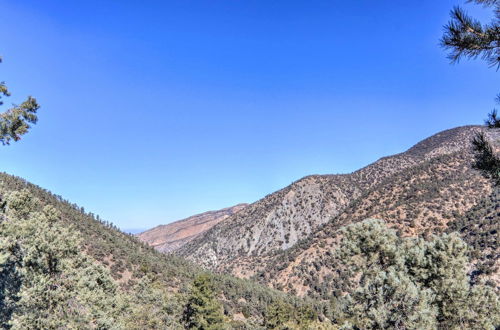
[138,204,248,253]
[123,228,146,234]
[176,126,499,297]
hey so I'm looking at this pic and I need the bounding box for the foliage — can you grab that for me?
[264,299,294,329]
[182,274,226,329]
[0,190,124,328]
[0,57,39,145]
[121,276,184,329]
[441,0,500,68]
[447,186,499,280]
[336,219,500,329]
[485,99,500,127]
[472,131,500,184]
[264,299,319,329]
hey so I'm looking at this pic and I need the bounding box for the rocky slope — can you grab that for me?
[138,204,247,253]
[177,126,499,297]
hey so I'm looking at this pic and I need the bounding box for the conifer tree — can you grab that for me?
[338,220,437,329]
[471,132,500,184]
[264,299,319,329]
[264,299,294,329]
[337,219,500,329]
[0,57,39,145]
[182,274,226,330]
[122,276,183,329]
[0,189,124,328]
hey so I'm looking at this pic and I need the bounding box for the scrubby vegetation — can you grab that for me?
[0,174,328,329]
[2,178,498,328]
[1,1,499,326]
[448,186,500,282]
[0,126,498,328]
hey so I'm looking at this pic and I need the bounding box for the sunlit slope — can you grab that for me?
[178,126,498,298]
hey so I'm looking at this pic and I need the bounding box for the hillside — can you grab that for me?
[1,125,498,328]
[447,185,500,285]
[177,126,499,296]
[177,126,489,262]
[0,173,323,328]
[138,204,247,253]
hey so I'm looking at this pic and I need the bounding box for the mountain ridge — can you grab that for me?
[175,125,499,297]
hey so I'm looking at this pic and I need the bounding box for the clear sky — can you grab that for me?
[0,0,497,231]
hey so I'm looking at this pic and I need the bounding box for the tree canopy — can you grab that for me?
[336,219,500,329]
[182,274,226,329]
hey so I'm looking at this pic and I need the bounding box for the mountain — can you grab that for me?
[0,173,320,328]
[176,126,499,297]
[138,203,248,253]
[1,125,498,328]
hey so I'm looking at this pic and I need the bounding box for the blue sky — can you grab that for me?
[0,0,497,231]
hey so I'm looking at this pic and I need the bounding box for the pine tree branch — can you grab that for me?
[441,6,500,68]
